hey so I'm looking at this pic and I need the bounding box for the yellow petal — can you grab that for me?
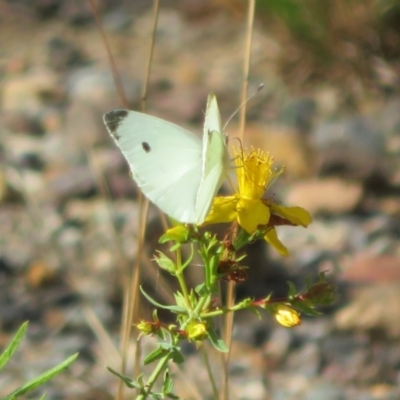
[237,198,270,233]
[264,228,289,256]
[204,196,238,225]
[269,204,312,227]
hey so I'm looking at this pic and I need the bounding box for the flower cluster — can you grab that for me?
[123,145,334,399]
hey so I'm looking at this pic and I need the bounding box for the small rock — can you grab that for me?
[369,383,400,400]
[263,326,292,363]
[2,69,59,116]
[5,168,47,200]
[312,116,386,181]
[278,97,317,133]
[335,283,400,338]
[378,97,400,136]
[37,106,63,133]
[0,111,43,135]
[26,260,57,288]
[287,342,321,377]
[47,37,89,71]
[63,99,105,162]
[269,373,310,399]
[340,252,400,284]
[304,381,346,400]
[66,67,138,108]
[32,0,61,18]
[284,178,363,214]
[47,166,97,202]
[148,85,209,124]
[275,218,356,254]
[0,169,10,203]
[63,198,109,224]
[101,5,135,32]
[58,1,95,26]
[371,56,400,91]
[232,377,268,400]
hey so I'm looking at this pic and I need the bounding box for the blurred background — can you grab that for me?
[1,0,400,398]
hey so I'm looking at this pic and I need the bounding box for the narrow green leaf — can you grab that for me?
[140,286,187,313]
[208,329,228,353]
[294,301,321,316]
[233,229,253,250]
[287,281,297,299]
[247,306,261,319]
[137,374,145,387]
[143,345,169,365]
[0,321,29,371]
[195,282,206,295]
[106,367,142,389]
[5,353,78,398]
[162,369,174,394]
[165,393,182,399]
[154,251,176,275]
[165,305,188,313]
[170,348,184,365]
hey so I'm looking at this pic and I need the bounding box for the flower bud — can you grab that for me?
[274,305,301,327]
[136,320,157,335]
[186,321,208,341]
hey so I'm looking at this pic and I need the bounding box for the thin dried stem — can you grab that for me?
[238,0,256,143]
[89,0,129,108]
[140,0,160,112]
[91,0,166,397]
[125,1,161,397]
[86,148,129,295]
[222,1,256,399]
[83,302,121,366]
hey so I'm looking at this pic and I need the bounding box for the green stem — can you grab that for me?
[193,293,211,315]
[201,346,219,399]
[200,241,216,290]
[174,247,191,310]
[136,352,171,400]
[201,302,247,318]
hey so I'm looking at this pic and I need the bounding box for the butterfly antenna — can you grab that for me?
[223,83,264,131]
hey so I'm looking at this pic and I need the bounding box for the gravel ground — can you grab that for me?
[1,2,400,399]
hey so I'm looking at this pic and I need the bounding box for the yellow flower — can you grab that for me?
[274,304,301,327]
[186,321,208,341]
[205,147,312,256]
[136,320,156,335]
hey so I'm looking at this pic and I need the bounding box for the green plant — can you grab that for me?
[108,147,335,399]
[0,322,78,400]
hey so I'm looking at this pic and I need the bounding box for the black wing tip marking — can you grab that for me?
[142,142,151,153]
[103,109,129,140]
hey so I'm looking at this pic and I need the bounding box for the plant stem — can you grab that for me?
[201,302,246,318]
[136,352,171,400]
[201,346,219,399]
[174,247,191,310]
[193,293,212,315]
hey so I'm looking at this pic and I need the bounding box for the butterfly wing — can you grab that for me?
[195,94,230,224]
[104,109,203,223]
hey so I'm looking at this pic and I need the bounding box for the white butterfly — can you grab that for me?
[103,94,230,224]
